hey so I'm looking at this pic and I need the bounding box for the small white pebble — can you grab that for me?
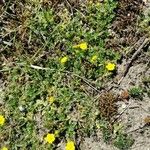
[121,103,127,109]
[19,105,25,112]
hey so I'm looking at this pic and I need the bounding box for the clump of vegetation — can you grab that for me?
[97,120,135,150]
[139,7,150,36]
[1,0,121,149]
[99,92,118,122]
[114,133,134,150]
[129,86,143,99]
[101,123,112,143]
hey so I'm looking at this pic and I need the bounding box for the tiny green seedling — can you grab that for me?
[129,87,143,99]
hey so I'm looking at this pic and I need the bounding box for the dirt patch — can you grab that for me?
[116,57,150,150]
[80,137,118,150]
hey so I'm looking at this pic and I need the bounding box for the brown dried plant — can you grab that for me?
[99,91,118,122]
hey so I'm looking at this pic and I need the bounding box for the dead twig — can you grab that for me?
[30,65,101,93]
[112,103,131,124]
[118,38,150,84]
[126,37,146,57]
[65,0,73,15]
[64,70,101,93]
[126,124,148,134]
[30,65,50,70]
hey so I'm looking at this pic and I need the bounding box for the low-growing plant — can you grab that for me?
[102,124,112,143]
[129,87,143,99]
[0,0,128,149]
[114,133,134,150]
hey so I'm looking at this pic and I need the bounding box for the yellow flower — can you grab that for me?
[2,147,8,150]
[0,115,5,125]
[66,141,75,150]
[73,42,88,51]
[79,42,87,50]
[106,63,116,71]
[44,133,55,144]
[60,56,68,64]
[90,55,98,63]
[48,96,55,104]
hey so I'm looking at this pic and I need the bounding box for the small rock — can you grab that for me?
[120,90,129,100]
[144,116,150,125]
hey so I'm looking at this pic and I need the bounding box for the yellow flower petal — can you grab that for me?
[0,115,5,125]
[106,63,116,71]
[79,42,87,51]
[2,147,8,150]
[48,96,55,104]
[44,133,55,144]
[66,141,75,150]
[60,56,68,64]
[73,42,88,51]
